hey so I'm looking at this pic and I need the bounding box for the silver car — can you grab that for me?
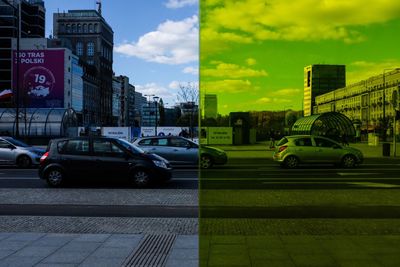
[273,135,363,168]
[132,136,228,168]
[0,136,45,168]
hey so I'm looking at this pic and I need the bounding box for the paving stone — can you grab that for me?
[246,235,284,248]
[165,259,198,267]
[13,246,58,258]
[59,241,102,252]
[174,235,198,248]
[4,233,45,242]
[78,257,125,267]
[208,252,251,266]
[88,247,133,259]
[0,234,12,242]
[0,251,15,260]
[335,259,382,267]
[211,235,246,244]
[289,253,337,267]
[31,235,76,247]
[373,253,400,266]
[102,236,142,248]
[0,241,30,251]
[35,264,77,267]
[251,259,295,267]
[41,251,92,264]
[168,248,198,260]
[74,234,111,242]
[248,248,289,260]
[209,244,247,255]
[0,256,43,267]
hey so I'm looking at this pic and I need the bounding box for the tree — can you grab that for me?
[176,82,199,138]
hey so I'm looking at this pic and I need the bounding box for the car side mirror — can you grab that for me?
[8,145,15,150]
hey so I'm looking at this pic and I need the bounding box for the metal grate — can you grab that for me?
[122,234,177,267]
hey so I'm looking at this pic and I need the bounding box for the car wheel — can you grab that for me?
[284,156,299,169]
[341,155,356,168]
[132,169,151,187]
[200,155,213,169]
[45,168,64,187]
[16,155,31,168]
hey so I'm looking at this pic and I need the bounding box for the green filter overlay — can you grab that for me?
[199,0,400,266]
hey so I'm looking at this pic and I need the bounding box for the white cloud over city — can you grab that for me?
[114,15,199,65]
[165,0,198,9]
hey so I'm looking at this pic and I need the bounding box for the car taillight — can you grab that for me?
[278,146,288,152]
[40,152,49,163]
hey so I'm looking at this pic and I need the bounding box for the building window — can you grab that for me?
[66,24,71,33]
[76,42,83,56]
[94,23,98,32]
[59,24,65,33]
[72,24,76,33]
[83,24,87,33]
[87,42,95,56]
[77,24,82,33]
[89,24,93,33]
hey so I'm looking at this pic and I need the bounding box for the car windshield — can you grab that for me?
[116,138,145,154]
[3,137,30,147]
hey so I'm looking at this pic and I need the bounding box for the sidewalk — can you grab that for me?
[0,232,198,267]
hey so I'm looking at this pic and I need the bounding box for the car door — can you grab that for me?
[57,139,93,178]
[168,137,198,164]
[292,137,314,163]
[313,137,343,162]
[0,139,16,164]
[92,139,132,179]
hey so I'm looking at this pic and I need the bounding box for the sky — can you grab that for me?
[44,0,199,108]
[200,0,400,115]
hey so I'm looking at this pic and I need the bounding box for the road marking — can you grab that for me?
[338,173,380,176]
[347,182,400,188]
[0,178,38,180]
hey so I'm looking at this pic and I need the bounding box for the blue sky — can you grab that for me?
[45,0,199,107]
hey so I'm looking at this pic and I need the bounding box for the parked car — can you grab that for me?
[0,136,45,168]
[132,136,227,169]
[273,135,363,168]
[39,137,172,187]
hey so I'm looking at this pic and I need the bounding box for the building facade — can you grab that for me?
[314,69,400,131]
[53,9,114,125]
[203,94,217,119]
[112,75,135,126]
[134,91,146,126]
[0,0,45,106]
[304,64,346,116]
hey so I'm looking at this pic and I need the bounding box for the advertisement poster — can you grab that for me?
[102,127,131,140]
[206,127,233,145]
[13,50,64,108]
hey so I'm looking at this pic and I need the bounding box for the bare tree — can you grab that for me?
[176,82,199,138]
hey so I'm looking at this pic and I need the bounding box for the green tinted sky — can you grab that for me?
[200,0,400,115]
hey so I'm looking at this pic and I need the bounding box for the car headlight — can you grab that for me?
[153,160,168,168]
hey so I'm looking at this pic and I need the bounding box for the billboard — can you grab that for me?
[201,127,233,145]
[13,50,65,108]
[102,127,131,140]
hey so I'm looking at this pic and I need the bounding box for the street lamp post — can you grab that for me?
[153,96,159,136]
[2,0,20,137]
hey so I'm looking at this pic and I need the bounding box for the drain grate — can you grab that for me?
[122,234,177,267]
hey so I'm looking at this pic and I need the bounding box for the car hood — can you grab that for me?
[21,146,46,154]
[141,152,170,163]
[343,146,363,155]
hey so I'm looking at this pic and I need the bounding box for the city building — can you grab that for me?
[53,7,114,125]
[304,64,346,116]
[141,101,157,127]
[113,75,135,126]
[314,69,400,132]
[112,76,121,125]
[203,94,217,119]
[0,0,45,106]
[134,91,146,126]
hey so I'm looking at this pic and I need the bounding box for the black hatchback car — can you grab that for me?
[39,137,172,187]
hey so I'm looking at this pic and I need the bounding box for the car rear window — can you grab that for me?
[276,137,288,146]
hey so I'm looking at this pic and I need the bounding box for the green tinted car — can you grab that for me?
[273,135,363,168]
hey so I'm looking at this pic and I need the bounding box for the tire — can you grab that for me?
[16,155,31,168]
[132,169,151,187]
[45,168,64,187]
[200,154,213,169]
[284,156,299,169]
[341,155,356,168]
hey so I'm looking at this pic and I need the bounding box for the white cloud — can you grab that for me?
[169,80,199,89]
[165,0,198,9]
[114,16,198,65]
[135,83,174,100]
[183,66,199,75]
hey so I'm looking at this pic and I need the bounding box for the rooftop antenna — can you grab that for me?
[96,0,102,15]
